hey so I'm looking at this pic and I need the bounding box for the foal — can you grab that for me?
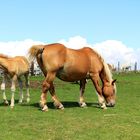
[0,54,30,108]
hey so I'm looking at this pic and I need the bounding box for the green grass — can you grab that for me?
[0,72,140,140]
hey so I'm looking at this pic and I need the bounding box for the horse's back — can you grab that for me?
[14,56,29,67]
[65,47,91,71]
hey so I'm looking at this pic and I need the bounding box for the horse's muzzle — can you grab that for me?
[106,101,115,107]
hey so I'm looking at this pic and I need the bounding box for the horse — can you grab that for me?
[0,54,30,108]
[28,43,117,111]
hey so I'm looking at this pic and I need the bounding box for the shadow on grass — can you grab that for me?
[0,99,19,106]
[0,100,100,110]
[21,101,100,109]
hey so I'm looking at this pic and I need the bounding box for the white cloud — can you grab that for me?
[58,36,91,49]
[0,36,139,69]
[93,40,137,65]
[0,39,44,57]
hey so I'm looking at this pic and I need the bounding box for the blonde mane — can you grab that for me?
[92,49,113,84]
[102,61,113,83]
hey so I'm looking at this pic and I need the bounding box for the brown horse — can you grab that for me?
[0,54,30,108]
[28,43,116,111]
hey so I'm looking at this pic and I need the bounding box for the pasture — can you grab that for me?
[0,72,140,140]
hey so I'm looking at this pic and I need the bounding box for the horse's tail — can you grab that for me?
[28,45,44,62]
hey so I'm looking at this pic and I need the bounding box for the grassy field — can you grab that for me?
[0,72,140,140]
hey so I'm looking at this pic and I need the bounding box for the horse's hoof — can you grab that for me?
[58,104,64,110]
[42,105,48,112]
[101,105,107,110]
[4,100,9,106]
[10,106,14,109]
[102,107,107,110]
[53,102,64,110]
[79,102,87,108]
[26,98,30,103]
[18,100,23,104]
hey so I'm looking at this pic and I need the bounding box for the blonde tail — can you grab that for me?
[28,45,44,62]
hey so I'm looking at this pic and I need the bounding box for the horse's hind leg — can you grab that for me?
[24,73,30,103]
[40,71,56,111]
[49,83,64,109]
[1,74,9,105]
[79,79,87,107]
[18,77,24,103]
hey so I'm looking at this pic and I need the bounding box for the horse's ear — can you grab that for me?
[112,79,117,85]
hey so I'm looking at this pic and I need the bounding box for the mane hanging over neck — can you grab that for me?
[102,60,113,84]
[92,49,113,84]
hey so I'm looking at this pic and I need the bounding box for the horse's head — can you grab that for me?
[102,79,117,107]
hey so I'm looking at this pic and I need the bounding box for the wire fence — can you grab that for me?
[114,61,139,73]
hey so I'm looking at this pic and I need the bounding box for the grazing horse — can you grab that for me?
[0,54,30,108]
[28,43,116,111]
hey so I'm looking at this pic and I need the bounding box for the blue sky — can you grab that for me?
[0,0,140,49]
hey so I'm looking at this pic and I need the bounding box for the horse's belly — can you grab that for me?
[56,68,88,82]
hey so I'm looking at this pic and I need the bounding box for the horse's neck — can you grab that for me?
[100,66,112,86]
[0,57,9,70]
[100,72,108,83]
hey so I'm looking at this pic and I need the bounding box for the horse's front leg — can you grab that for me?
[1,74,9,105]
[10,75,17,108]
[49,83,64,110]
[40,71,56,111]
[90,74,107,109]
[79,79,87,108]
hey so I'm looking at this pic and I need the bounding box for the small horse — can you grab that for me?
[0,54,30,108]
[28,43,116,111]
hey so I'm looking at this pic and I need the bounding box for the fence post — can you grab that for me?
[117,61,120,72]
[134,62,137,72]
